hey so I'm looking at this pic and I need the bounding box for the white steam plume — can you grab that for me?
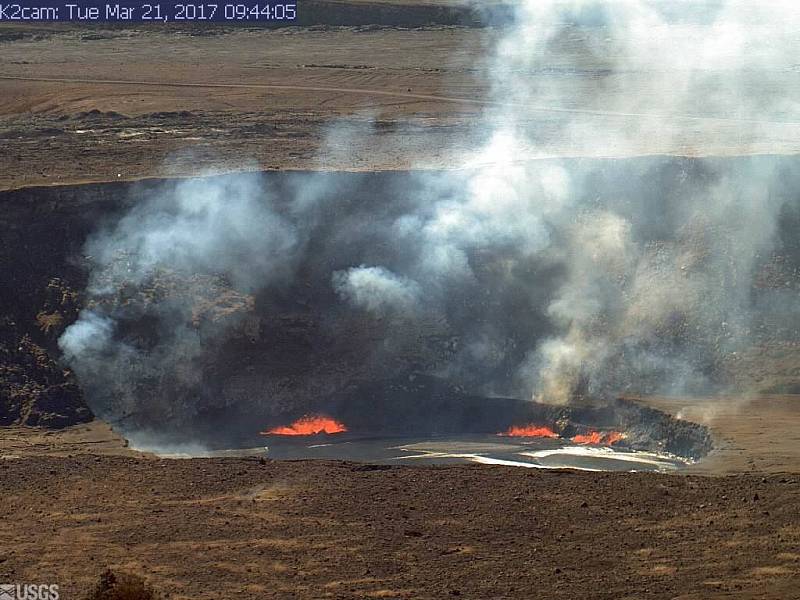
[58,1,800,438]
[59,173,301,424]
[333,266,421,316]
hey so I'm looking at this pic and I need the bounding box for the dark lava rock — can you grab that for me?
[0,334,93,428]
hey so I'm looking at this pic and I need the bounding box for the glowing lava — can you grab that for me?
[573,431,625,445]
[572,431,602,444]
[262,415,348,436]
[602,431,625,445]
[498,424,559,438]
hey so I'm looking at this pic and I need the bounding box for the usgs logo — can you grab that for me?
[0,584,59,600]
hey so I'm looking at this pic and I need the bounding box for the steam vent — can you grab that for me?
[3,2,800,598]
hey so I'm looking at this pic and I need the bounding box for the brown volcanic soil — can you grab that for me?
[0,19,495,190]
[5,6,800,190]
[642,395,800,476]
[0,452,799,599]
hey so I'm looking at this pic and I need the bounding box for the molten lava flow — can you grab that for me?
[603,431,625,445]
[573,431,625,445]
[499,424,559,438]
[572,431,603,444]
[262,415,348,436]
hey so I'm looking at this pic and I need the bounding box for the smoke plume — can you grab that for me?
[60,1,800,439]
[333,266,422,316]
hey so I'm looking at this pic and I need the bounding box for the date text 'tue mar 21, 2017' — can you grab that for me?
[0,2,297,22]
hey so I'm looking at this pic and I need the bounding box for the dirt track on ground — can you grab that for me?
[9,75,800,125]
[0,74,499,108]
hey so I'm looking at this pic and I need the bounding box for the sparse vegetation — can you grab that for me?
[85,570,162,600]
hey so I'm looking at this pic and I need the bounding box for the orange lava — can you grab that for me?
[572,431,603,444]
[499,424,559,438]
[261,415,348,436]
[603,431,625,445]
[573,431,625,445]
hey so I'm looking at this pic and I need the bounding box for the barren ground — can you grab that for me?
[5,13,800,190]
[1,445,800,600]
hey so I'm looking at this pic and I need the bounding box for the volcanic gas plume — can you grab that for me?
[58,1,800,446]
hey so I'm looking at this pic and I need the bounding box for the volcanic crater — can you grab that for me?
[3,156,799,468]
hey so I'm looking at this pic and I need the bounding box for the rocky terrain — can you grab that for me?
[2,454,800,599]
